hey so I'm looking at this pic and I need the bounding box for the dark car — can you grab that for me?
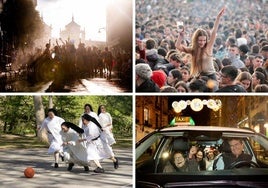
[136,126,268,188]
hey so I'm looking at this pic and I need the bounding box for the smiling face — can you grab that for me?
[197,36,207,48]
[174,153,186,168]
[196,151,203,162]
[229,139,244,158]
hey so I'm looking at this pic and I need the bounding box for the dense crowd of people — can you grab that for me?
[0,38,132,92]
[28,39,130,82]
[135,0,268,92]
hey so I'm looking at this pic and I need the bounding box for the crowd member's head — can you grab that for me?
[227,44,240,59]
[175,81,189,92]
[167,69,182,87]
[179,66,191,83]
[182,53,192,66]
[160,39,171,51]
[189,78,208,92]
[136,63,152,81]
[169,53,184,68]
[157,47,167,58]
[136,63,160,92]
[260,45,268,60]
[192,29,209,50]
[160,85,178,92]
[254,84,268,92]
[238,44,249,58]
[235,71,253,92]
[151,69,167,88]
[225,36,236,48]
[250,44,260,55]
[255,67,267,80]
[221,58,232,66]
[252,55,264,70]
[252,71,266,89]
[145,38,157,50]
[220,65,239,85]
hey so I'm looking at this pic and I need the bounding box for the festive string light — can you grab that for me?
[172,98,222,112]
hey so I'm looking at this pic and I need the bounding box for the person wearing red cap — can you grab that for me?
[151,69,167,89]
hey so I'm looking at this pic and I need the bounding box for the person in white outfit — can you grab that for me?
[60,122,89,171]
[78,104,99,128]
[97,105,116,145]
[79,114,119,173]
[39,109,65,168]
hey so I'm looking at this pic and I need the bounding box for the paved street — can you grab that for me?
[3,77,130,93]
[67,78,128,93]
[0,148,133,188]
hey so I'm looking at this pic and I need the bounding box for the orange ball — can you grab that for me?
[24,167,35,178]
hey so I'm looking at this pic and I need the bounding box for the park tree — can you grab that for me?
[33,95,45,136]
[0,96,132,138]
[0,96,35,134]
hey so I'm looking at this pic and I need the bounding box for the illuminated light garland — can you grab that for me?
[172,98,222,112]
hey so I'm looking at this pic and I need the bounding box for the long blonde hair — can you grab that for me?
[190,28,209,76]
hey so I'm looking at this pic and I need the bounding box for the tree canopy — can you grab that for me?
[0,96,132,138]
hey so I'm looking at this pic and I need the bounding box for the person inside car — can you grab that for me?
[187,145,200,170]
[214,138,252,170]
[163,151,190,173]
[196,150,206,171]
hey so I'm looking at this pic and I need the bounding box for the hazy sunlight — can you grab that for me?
[36,0,107,41]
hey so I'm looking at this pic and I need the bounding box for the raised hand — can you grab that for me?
[217,7,226,18]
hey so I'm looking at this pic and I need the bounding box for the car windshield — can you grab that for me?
[136,129,268,174]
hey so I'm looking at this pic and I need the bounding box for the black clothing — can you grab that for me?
[198,159,206,171]
[154,63,175,75]
[136,79,160,92]
[216,84,247,92]
[223,152,252,169]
